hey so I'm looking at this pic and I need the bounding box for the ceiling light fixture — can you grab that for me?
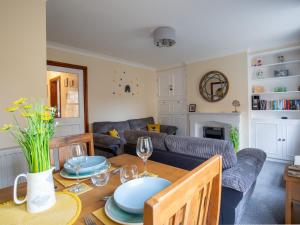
[153,26,176,48]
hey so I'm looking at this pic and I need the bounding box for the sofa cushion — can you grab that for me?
[93,121,130,139]
[164,136,237,169]
[124,130,167,151]
[93,133,126,147]
[128,117,154,131]
[222,148,266,192]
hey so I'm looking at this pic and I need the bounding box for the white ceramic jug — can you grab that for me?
[13,168,56,213]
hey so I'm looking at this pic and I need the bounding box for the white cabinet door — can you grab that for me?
[158,68,186,99]
[284,121,300,160]
[158,116,173,126]
[172,68,186,97]
[158,100,172,114]
[158,71,171,98]
[173,115,187,136]
[172,100,186,114]
[254,120,282,159]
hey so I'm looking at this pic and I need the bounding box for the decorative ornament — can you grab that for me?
[232,100,240,112]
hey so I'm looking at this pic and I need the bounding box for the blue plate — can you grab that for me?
[64,156,107,174]
[114,177,171,214]
[105,197,143,225]
[60,162,110,179]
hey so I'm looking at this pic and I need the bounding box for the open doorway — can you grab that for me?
[47,61,88,136]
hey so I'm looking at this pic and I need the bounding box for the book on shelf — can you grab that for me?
[253,98,300,110]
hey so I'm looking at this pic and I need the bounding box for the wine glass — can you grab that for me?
[120,165,138,183]
[67,143,87,193]
[91,169,110,187]
[136,136,153,177]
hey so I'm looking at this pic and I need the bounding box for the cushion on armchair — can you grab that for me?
[164,136,237,169]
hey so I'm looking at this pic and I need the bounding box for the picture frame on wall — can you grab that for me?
[189,104,196,112]
[211,82,225,101]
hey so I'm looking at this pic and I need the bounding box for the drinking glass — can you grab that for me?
[91,169,110,187]
[120,165,138,183]
[136,136,153,177]
[67,143,87,193]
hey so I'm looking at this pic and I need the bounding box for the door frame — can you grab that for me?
[47,60,89,133]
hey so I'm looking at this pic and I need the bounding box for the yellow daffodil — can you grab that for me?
[5,106,19,112]
[12,98,27,105]
[21,112,33,118]
[37,128,45,134]
[0,124,12,131]
[23,104,32,109]
[41,112,51,121]
[44,105,51,111]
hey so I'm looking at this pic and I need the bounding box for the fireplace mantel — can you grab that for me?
[189,112,241,140]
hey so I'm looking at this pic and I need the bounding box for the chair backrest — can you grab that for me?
[49,133,95,170]
[144,155,222,225]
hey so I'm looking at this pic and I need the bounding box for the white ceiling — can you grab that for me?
[46,0,300,69]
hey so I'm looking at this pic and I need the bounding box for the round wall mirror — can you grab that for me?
[199,71,229,102]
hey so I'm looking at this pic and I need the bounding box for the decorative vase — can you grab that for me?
[13,167,56,213]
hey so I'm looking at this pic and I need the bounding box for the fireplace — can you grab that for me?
[203,127,225,140]
[189,112,240,142]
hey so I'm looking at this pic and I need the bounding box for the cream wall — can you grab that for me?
[186,52,249,148]
[0,0,47,149]
[47,48,158,128]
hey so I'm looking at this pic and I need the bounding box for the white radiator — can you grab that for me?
[0,147,27,188]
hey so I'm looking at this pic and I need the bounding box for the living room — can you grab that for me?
[1,0,300,225]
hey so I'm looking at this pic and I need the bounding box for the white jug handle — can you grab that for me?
[13,173,27,204]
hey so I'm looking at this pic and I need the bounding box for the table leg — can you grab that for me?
[285,182,292,224]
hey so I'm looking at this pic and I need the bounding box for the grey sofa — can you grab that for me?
[123,130,266,225]
[92,117,177,157]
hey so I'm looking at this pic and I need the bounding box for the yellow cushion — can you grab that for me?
[147,123,160,133]
[108,129,120,138]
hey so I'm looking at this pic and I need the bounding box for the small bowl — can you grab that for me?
[113,177,171,214]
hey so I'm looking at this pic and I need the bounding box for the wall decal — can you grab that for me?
[125,85,131,93]
[112,69,141,96]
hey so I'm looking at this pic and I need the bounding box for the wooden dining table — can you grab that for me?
[0,154,188,225]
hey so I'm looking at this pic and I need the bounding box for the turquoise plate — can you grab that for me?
[60,162,110,179]
[114,177,171,214]
[64,156,107,174]
[105,197,143,225]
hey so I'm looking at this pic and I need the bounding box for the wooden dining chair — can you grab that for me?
[144,155,222,225]
[49,133,95,170]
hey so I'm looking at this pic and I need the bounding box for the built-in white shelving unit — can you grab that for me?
[248,46,300,162]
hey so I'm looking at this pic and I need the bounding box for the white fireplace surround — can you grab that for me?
[189,112,241,141]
